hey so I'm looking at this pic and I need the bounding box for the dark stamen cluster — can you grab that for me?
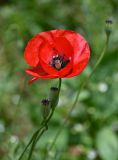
[50,55,70,70]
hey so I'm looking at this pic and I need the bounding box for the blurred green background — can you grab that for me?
[0,0,118,160]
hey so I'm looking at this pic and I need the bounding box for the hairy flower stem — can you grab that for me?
[27,126,47,160]
[18,126,44,160]
[45,32,111,155]
[18,78,62,160]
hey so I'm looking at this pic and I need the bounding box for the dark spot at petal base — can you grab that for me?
[50,54,70,70]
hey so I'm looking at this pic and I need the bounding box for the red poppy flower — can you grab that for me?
[24,29,90,83]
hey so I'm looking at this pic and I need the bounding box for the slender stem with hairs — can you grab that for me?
[18,78,62,160]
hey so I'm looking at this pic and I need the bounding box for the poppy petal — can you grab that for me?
[58,60,72,77]
[53,37,74,58]
[24,35,43,67]
[39,31,54,45]
[38,42,59,76]
[63,30,90,62]
[50,29,69,37]
[28,77,39,84]
[65,45,90,78]
[26,66,46,74]
[26,68,58,79]
[38,41,55,64]
[39,59,59,76]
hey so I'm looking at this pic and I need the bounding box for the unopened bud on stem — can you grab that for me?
[50,87,59,109]
[41,99,50,120]
[105,19,113,37]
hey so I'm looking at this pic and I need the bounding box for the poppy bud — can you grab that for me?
[105,19,113,36]
[50,87,59,109]
[41,99,51,120]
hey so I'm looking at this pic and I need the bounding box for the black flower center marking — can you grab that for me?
[50,54,70,70]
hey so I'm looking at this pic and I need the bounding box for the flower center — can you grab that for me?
[50,54,70,70]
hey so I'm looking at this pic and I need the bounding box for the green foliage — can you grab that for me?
[0,0,118,160]
[96,127,118,160]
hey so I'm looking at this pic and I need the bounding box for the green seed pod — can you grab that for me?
[50,87,59,109]
[41,99,51,120]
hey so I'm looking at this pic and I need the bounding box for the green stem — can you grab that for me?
[27,131,40,160]
[31,78,62,146]
[18,127,43,160]
[18,78,62,160]
[27,78,62,160]
[58,78,62,93]
[28,78,61,160]
[27,126,47,160]
[47,33,110,153]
